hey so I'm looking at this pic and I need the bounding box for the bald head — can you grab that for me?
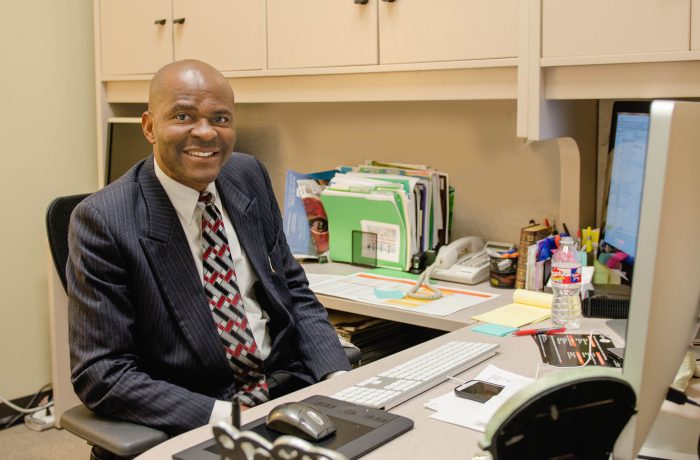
[142,59,237,191]
[148,59,234,112]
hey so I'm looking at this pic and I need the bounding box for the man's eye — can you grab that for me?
[175,113,189,121]
[213,116,229,124]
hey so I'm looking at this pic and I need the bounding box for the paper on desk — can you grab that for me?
[312,272,498,317]
[471,289,553,328]
[306,273,345,291]
[424,364,533,432]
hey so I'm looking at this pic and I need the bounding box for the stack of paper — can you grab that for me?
[320,161,451,271]
[471,289,553,328]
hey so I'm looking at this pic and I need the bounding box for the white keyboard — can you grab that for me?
[331,341,499,409]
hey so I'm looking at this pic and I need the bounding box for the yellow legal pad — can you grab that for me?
[472,289,553,328]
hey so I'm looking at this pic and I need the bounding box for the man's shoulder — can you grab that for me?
[77,161,146,216]
[221,152,264,179]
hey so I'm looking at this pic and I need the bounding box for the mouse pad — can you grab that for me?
[173,395,414,460]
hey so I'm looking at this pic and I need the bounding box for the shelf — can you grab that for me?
[105,65,519,104]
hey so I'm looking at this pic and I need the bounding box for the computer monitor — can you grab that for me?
[613,100,700,458]
[105,117,152,184]
[602,101,651,263]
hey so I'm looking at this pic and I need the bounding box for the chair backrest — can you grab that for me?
[480,367,636,460]
[46,193,91,293]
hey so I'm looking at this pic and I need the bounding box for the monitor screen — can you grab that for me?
[106,117,152,184]
[603,102,651,260]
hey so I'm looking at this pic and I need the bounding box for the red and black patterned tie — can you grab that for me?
[199,191,269,406]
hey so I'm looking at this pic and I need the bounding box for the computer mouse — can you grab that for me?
[265,402,336,441]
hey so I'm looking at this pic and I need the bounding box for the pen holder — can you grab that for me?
[489,255,517,289]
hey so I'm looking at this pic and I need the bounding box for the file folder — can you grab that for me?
[321,189,410,271]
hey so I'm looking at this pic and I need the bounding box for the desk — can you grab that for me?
[304,262,511,332]
[137,316,622,460]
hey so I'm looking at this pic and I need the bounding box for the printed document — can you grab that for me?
[312,272,498,317]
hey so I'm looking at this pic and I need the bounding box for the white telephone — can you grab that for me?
[431,237,515,285]
[407,237,514,300]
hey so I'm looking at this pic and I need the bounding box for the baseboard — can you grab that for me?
[0,390,52,430]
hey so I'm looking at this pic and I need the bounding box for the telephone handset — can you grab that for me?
[406,237,513,300]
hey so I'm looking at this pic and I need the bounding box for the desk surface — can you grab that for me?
[137,317,622,460]
[304,262,511,332]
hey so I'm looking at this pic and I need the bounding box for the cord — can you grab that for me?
[406,264,443,300]
[534,330,604,378]
[666,387,700,408]
[0,395,53,414]
[1,384,53,429]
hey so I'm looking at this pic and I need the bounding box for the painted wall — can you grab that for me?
[235,100,597,245]
[0,1,96,400]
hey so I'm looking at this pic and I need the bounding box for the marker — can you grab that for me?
[513,327,567,337]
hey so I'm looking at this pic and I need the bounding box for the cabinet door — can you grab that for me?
[173,0,264,71]
[542,0,691,58]
[379,0,518,65]
[267,0,378,69]
[692,0,700,50]
[99,0,173,75]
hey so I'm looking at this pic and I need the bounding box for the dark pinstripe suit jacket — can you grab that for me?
[66,153,350,435]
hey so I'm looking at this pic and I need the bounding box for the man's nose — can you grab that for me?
[191,119,216,140]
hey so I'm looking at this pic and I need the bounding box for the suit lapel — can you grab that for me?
[217,180,266,285]
[138,159,232,376]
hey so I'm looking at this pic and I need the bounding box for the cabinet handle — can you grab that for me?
[354,0,369,4]
[382,0,396,2]
[154,19,167,25]
[173,18,186,24]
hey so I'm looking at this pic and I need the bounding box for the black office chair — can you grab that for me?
[46,194,359,459]
[46,194,169,460]
[479,367,636,460]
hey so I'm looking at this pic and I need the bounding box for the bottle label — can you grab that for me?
[551,266,581,284]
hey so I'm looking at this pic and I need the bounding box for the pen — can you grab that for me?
[513,327,566,336]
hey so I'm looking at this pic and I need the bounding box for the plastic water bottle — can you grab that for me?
[551,236,582,329]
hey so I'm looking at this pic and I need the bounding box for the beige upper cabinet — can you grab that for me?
[266,0,378,69]
[542,0,691,58]
[99,0,264,76]
[172,0,264,71]
[99,0,173,75]
[379,0,518,65]
[692,0,700,50]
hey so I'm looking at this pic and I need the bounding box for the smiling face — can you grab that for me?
[142,60,236,192]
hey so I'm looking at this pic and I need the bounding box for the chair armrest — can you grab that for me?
[61,405,168,457]
[343,346,362,367]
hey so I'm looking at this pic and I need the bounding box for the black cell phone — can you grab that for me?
[454,380,504,403]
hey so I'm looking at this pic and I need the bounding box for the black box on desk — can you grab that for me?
[582,284,631,319]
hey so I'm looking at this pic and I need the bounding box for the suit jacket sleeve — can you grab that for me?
[255,159,351,379]
[67,199,216,436]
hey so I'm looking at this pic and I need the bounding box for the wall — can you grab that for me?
[0,1,96,400]
[235,100,597,245]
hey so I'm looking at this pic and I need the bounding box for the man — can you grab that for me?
[67,60,350,436]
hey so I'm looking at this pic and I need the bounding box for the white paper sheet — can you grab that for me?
[312,272,498,317]
[424,364,533,432]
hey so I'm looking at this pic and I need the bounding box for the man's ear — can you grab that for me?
[142,111,156,145]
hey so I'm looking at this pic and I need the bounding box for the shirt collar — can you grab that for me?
[154,157,218,225]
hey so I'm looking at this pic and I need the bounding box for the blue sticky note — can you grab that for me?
[374,288,406,300]
[472,323,518,337]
